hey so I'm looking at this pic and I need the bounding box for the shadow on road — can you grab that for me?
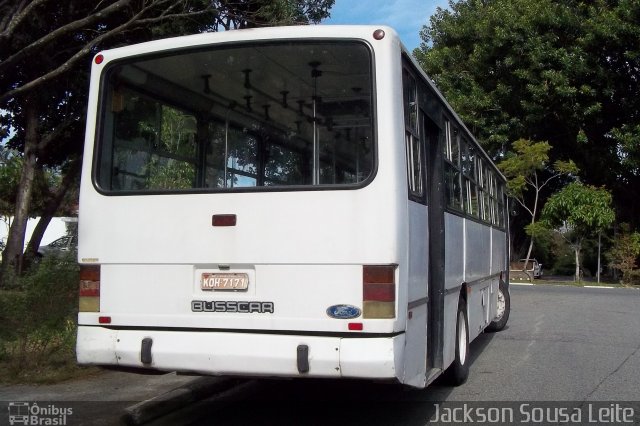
[171,332,498,426]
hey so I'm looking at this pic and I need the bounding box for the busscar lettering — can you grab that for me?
[192,300,274,313]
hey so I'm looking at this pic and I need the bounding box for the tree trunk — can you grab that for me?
[597,232,601,284]
[24,159,80,263]
[523,237,534,280]
[0,100,39,283]
[574,244,581,282]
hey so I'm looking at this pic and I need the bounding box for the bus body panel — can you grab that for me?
[79,182,399,266]
[491,227,507,276]
[85,264,400,334]
[442,213,465,369]
[444,213,465,290]
[402,303,428,387]
[77,326,402,379]
[407,203,429,303]
[444,214,506,358]
[465,219,492,283]
[442,290,459,369]
[404,201,429,387]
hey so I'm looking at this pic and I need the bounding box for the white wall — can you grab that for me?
[0,217,74,248]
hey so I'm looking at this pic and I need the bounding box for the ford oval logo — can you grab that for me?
[326,304,361,319]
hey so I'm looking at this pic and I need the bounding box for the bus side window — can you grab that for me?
[444,120,462,211]
[498,182,506,228]
[461,139,479,217]
[403,68,424,200]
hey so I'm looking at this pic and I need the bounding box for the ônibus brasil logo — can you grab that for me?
[8,402,73,425]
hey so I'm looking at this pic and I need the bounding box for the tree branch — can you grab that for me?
[539,171,561,191]
[37,117,78,155]
[0,0,131,75]
[0,0,211,103]
[552,227,573,246]
[24,158,81,260]
[135,9,215,25]
[513,196,534,217]
[0,0,46,39]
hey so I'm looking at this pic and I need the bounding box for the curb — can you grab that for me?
[146,379,260,425]
[122,376,242,425]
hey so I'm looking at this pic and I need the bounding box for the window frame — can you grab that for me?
[403,66,426,203]
[92,39,379,196]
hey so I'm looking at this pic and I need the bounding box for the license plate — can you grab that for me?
[201,273,249,291]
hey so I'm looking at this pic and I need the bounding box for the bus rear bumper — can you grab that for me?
[76,326,404,381]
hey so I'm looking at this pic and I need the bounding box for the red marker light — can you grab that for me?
[348,322,363,331]
[95,54,104,65]
[373,29,385,40]
[98,316,111,324]
[212,214,237,227]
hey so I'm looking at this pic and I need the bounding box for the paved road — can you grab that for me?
[0,371,195,425]
[182,284,640,425]
[2,285,639,425]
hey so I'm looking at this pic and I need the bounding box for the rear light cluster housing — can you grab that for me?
[79,265,100,312]
[363,265,396,319]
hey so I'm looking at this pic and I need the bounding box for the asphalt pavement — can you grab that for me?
[1,284,639,425]
[0,370,230,425]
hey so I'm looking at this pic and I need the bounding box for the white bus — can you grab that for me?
[77,25,510,388]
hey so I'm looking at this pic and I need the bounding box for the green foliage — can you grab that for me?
[252,0,335,26]
[0,255,80,383]
[415,0,588,151]
[415,0,640,226]
[543,182,615,233]
[146,105,198,190]
[146,159,195,190]
[608,224,640,286]
[499,140,549,196]
[610,124,640,172]
[499,139,577,201]
[0,1,336,281]
[0,147,68,219]
[542,182,614,281]
[0,148,23,218]
[498,138,577,263]
[525,220,552,241]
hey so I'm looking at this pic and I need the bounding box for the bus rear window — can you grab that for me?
[95,41,374,192]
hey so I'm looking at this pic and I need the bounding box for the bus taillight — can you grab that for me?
[79,265,100,312]
[363,265,396,319]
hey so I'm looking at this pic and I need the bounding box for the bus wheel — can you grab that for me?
[487,280,510,332]
[447,297,469,386]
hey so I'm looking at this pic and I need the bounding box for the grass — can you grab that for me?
[0,343,102,385]
[0,255,102,384]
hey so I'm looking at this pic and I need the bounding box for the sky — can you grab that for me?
[323,0,449,52]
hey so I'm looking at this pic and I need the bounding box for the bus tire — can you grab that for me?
[487,280,510,332]
[446,297,470,386]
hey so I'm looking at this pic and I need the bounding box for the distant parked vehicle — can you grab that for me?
[513,258,542,279]
[38,235,77,257]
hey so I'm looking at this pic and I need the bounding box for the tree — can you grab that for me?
[0,148,23,220]
[0,1,337,102]
[608,224,640,286]
[0,0,335,281]
[498,139,577,273]
[414,0,640,227]
[542,182,615,281]
[23,159,81,263]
